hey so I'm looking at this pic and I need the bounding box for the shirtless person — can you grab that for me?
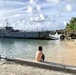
[36,46,45,62]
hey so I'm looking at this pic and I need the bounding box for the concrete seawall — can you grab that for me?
[4,58,76,74]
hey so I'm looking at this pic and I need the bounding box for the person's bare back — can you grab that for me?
[36,50,43,62]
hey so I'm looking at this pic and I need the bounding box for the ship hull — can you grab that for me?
[0,26,58,40]
[3,36,58,40]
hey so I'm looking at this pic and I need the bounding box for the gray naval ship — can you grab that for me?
[0,21,58,40]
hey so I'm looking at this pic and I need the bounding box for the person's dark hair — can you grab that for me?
[38,46,42,51]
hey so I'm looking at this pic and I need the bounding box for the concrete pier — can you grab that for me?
[4,58,76,74]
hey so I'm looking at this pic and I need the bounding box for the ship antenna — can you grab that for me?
[5,19,9,27]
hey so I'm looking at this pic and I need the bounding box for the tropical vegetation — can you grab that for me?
[66,17,76,30]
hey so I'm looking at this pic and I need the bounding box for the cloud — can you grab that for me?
[39,13,46,20]
[27,0,43,15]
[0,0,76,30]
[29,0,37,5]
[0,23,2,27]
[65,4,72,12]
[11,19,57,31]
[63,21,67,26]
[13,14,21,17]
[46,0,60,3]
[29,13,47,22]
[0,0,29,21]
[36,5,41,11]
[27,6,34,14]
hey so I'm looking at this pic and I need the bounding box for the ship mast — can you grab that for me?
[5,19,9,27]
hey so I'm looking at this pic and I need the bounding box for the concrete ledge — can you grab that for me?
[4,58,76,74]
[65,66,76,73]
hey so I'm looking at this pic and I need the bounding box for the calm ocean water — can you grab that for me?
[0,34,61,59]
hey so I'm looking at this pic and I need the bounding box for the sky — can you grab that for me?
[0,0,76,31]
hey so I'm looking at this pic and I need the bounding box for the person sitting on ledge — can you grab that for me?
[36,46,45,62]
